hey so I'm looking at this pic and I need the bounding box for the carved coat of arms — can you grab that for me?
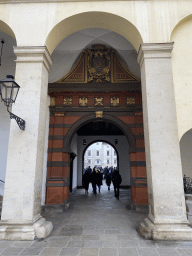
[87,45,111,83]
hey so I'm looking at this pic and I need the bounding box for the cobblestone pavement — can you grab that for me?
[1,184,192,255]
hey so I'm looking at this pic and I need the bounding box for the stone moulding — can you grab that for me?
[0,217,53,240]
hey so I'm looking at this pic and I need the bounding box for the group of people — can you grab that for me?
[82,166,122,199]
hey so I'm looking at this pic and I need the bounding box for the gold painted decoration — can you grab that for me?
[53,45,140,84]
[54,113,65,117]
[63,97,72,106]
[50,97,55,106]
[110,97,120,107]
[96,111,103,118]
[111,54,140,83]
[79,97,88,106]
[87,45,111,83]
[55,53,87,83]
[126,97,136,106]
[94,97,104,106]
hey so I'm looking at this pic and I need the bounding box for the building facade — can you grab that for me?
[0,0,192,241]
[84,142,117,169]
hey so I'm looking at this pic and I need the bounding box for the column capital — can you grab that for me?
[14,46,52,71]
[137,43,174,66]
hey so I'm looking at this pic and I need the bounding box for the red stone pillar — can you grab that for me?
[46,112,70,204]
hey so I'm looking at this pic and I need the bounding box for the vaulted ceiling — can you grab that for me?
[0,28,140,82]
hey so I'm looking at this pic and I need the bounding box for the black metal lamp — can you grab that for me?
[0,75,25,130]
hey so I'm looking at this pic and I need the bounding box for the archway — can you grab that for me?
[45,11,143,54]
[0,23,17,199]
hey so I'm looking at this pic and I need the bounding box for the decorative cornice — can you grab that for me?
[14,46,52,71]
[0,0,137,3]
[137,43,174,67]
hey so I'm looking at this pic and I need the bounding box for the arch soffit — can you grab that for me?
[0,20,16,40]
[171,14,192,40]
[63,113,136,153]
[45,11,143,55]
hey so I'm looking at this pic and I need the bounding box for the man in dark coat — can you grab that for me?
[112,169,122,199]
[82,170,90,194]
[106,173,112,191]
[90,169,98,194]
[96,170,103,193]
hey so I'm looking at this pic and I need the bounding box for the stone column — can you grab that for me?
[137,43,192,240]
[0,47,53,240]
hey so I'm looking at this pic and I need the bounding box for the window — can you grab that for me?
[88,159,91,164]
[114,151,116,156]
[107,159,109,164]
[114,159,117,164]
[96,150,99,156]
[88,150,91,156]
[107,151,109,156]
[97,160,100,164]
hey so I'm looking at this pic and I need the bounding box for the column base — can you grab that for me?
[139,217,192,240]
[0,217,53,240]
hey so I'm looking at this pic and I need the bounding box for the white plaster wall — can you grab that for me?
[71,133,78,189]
[41,96,50,205]
[77,135,130,187]
[0,103,10,196]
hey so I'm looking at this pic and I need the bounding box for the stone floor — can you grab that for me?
[1,184,192,255]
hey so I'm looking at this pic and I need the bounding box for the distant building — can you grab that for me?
[84,142,117,169]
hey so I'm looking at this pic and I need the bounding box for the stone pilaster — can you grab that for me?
[137,43,192,240]
[0,47,53,240]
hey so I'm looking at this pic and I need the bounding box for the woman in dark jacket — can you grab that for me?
[82,170,90,194]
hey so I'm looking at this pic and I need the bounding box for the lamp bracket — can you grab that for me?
[7,109,25,130]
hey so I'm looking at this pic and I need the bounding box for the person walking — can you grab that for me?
[106,172,112,191]
[82,170,90,194]
[96,169,103,193]
[112,169,122,199]
[90,168,98,195]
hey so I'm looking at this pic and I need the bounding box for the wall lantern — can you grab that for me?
[0,75,25,130]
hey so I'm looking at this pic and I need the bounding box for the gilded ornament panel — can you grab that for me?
[126,97,136,106]
[79,97,88,106]
[94,97,104,106]
[110,97,120,107]
[63,97,73,106]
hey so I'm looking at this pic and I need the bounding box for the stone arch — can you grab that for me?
[0,20,16,40]
[63,113,136,153]
[45,11,143,54]
[180,128,192,179]
[171,14,192,140]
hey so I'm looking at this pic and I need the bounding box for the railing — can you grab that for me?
[183,176,192,194]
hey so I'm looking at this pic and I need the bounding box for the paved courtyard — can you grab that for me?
[0,184,192,255]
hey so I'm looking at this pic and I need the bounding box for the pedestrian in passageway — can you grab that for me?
[90,168,97,195]
[112,169,122,199]
[106,173,112,190]
[96,169,103,193]
[82,170,90,194]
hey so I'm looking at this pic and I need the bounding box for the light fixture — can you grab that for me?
[0,75,25,130]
